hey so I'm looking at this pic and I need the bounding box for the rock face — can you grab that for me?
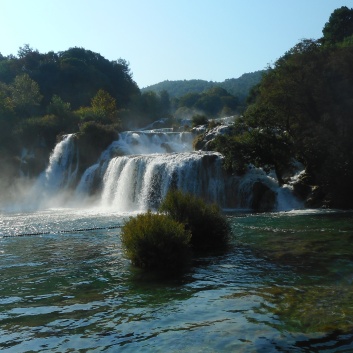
[192,124,286,212]
[292,181,312,201]
[251,181,276,212]
[289,171,325,208]
[192,124,234,151]
[304,186,325,208]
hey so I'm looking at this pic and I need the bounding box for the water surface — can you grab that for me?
[1,208,353,352]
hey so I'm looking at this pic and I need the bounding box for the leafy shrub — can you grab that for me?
[78,121,118,146]
[76,121,119,175]
[191,114,208,127]
[121,211,192,271]
[15,114,79,149]
[192,133,206,150]
[159,189,230,251]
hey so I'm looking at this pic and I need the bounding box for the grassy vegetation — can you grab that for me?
[121,190,231,273]
[121,211,192,272]
[159,189,230,251]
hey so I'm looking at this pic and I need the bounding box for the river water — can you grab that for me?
[1,208,353,352]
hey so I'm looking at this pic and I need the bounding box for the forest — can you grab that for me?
[1,6,353,209]
[212,6,353,209]
[141,70,264,110]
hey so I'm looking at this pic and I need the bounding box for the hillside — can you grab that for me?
[141,70,266,102]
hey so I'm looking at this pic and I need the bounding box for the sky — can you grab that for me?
[1,0,352,88]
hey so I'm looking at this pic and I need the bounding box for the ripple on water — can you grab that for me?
[0,210,353,352]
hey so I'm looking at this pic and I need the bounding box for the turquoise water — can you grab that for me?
[1,208,353,352]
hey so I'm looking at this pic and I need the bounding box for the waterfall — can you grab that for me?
[22,134,80,209]
[107,130,194,155]
[41,134,79,191]
[99,152,226,212]
[21,126,302,212]
[74,130,195,198]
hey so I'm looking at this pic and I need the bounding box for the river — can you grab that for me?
[1,208,353,352]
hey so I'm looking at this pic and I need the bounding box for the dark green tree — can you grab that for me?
[215,33,353,207]
[191,114,208,127]
[159,89,171,116]
[322,6,353,45]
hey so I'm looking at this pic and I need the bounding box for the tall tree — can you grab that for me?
[10,73,42,117]
[322,6,353,44]
[91,89,119,124]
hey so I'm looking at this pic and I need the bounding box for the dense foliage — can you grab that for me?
[121,211,192,272]
[212,6,353,208]
[142,71,265,119]
[142,71,264,100]
[121,190,231,272]
[159,189,230,251]
[174,87,239,118]
[0,47,138,154]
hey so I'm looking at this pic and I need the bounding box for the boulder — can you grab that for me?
[251,181,276,212]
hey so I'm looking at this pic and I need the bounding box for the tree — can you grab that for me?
[177,92,201,108]
[159,89,171,116]
[91,89,119,124]
[176,87,239,117]
[0,83,15,153]
[191,114,208,127]
[10,73,42,117]
[17,44,35,58]
[234,34,353,207]
[47,95,71,117]
[322,6,353,45]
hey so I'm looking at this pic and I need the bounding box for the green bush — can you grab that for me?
[121,211,192,271]
[159,189,230,251]
[77,121,119,172]
[191,114,209,127]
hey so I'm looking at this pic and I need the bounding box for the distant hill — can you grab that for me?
[142,79,214,98]
[219,71,266,102]
[142,70,266,102]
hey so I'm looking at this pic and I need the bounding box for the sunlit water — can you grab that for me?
[1,208,353,352]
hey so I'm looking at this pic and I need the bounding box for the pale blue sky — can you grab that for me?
[1,1,352,88]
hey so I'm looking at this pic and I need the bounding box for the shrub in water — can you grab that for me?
[121,211,192,271]
[159,189,230,251]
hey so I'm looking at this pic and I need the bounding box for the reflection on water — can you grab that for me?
[0,209,353,352]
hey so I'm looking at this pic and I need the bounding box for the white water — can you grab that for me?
[41,134,78,192]
[12,127,302,212]
[100,151,226,212]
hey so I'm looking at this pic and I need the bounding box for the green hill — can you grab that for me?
[142,70,266,102]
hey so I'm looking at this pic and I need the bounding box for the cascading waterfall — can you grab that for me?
[24,126,302,212]
[236,166,303,211]
[23,134,80,209]
[99,151,226,212]
[75,130,194,197]
[41,134,79,192]
[116,130,194,155]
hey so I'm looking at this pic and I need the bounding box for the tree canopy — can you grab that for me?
[322,6,353,45]
[0,46,139,110]
[212,7,353,208]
